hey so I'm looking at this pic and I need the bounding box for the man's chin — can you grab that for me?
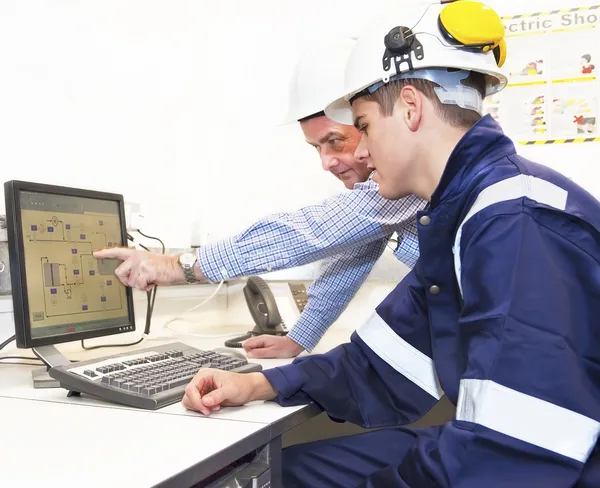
[376,180,402,200]
[338,174,357,189]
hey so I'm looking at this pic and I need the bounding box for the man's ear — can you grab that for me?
[397,85,422,132]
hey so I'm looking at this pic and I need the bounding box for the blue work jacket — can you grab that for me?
[263,115,600,487]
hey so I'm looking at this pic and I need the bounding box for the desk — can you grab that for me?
[0,322,351,486]
[0,396,272,488]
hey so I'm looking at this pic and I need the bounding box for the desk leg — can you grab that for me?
[268,435,283,487]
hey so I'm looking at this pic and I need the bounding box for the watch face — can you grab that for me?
[179,252,196,267]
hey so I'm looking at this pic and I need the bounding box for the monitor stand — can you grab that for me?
[31,345,71,389]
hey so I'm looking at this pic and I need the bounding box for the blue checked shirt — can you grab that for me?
[197,176,425,351]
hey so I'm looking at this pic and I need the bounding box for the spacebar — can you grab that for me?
[166,375,196,390]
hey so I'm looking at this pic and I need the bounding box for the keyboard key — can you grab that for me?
[167,376,193,389]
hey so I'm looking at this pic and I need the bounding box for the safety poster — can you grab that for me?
[483,5,600,145]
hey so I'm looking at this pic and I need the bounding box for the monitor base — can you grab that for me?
[31,345,71,389]
[32,368,60,389]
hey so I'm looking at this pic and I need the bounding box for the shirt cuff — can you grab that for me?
[262,364,305,401]
[288,323,321,353]
[196,237,247,282]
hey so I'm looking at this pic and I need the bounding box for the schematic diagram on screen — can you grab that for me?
[21,209,127,324]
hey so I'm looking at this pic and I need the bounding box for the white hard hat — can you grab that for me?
[325,2,508,125]
[281,37,357,125]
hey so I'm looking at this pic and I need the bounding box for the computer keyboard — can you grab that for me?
[48,342,262,410]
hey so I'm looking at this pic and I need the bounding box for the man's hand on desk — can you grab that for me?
[242,335,304,359]
[182,370,277,416]
[93,247,207,291]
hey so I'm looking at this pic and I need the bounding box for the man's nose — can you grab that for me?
[322,154,340,171]
[354,135,369,163]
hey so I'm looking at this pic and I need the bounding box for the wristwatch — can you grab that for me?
[178,251,198,284]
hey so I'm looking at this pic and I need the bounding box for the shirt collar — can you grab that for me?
[429,115,516,208]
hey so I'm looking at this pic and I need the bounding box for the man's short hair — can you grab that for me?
[362,71,487,129]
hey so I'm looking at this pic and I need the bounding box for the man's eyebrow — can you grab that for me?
[318,131,341,145]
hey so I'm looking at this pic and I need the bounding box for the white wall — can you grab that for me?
[0,0,598,260]
[0,0,409,249]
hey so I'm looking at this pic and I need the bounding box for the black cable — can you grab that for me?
[0,361,43,366]
[134,229,165,336]
[81,336,144,351]
[127,233,150,251]
[145,288,156,335]
[135,229,166,254]
[29,348,78,366]
[0,355,44,366]
[0,335,15,351]
[0,355,43,362]
[1,336,76,365]
[0,341,51,366]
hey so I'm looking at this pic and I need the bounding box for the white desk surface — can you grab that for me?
[0,395,269,488]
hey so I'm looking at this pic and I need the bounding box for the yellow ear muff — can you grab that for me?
[493,38,507,67]
[439,0,505,49]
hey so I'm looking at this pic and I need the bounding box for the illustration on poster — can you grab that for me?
[511,59,544,77]
[532,96,545,106]
[529,95,547,135]
[506,11,599,34]
[552,96,597,136]
[574,115,596,134]
[581,54,595,74]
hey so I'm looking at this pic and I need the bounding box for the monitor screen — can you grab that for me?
[5,181,135,348]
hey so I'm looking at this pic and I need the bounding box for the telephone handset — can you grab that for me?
[224,276,288,348]
[243,275,283,332]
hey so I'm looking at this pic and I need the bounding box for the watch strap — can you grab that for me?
[179,252,199,284]
[182,264,197,283]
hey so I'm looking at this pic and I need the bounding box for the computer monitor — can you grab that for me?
[4,180,135,385]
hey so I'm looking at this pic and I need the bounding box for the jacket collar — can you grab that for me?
[429,115,516,208]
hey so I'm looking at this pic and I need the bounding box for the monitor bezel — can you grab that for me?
[4,180,136,349]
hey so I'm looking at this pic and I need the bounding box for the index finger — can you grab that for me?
[93,247,134,261]
[183,374,212,415]
[242,336,266,351]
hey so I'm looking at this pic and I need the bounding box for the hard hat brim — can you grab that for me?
[325,98,355,126]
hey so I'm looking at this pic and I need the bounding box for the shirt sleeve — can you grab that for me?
[287,238,388,352]
[359,210,600,487]
[196,180,424,281]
